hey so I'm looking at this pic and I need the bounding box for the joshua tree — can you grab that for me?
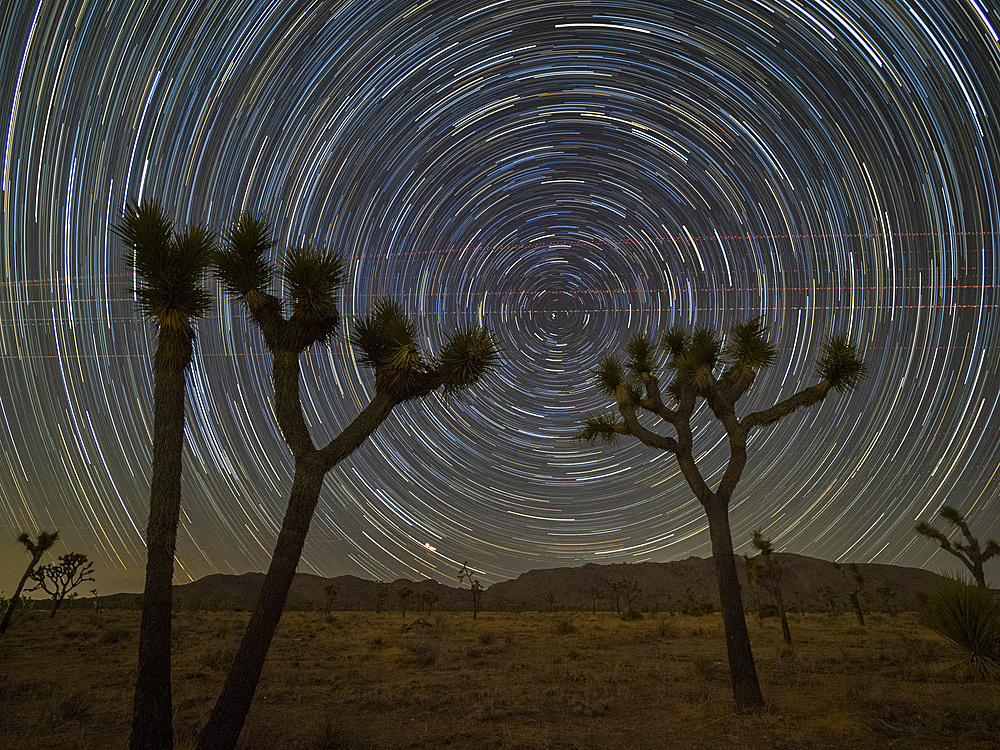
[420,590,438,614]
[916,506,998,588]
[397,586,414,618]
[370,580,390,613]
[579,319,866,710]
[875,585,898,616]
[91,588,102,614]
[115,201,214,750]
[28,552,94,618]
[744,530,791,644]
[323,585,338,615]
[198,216,496,749]
[458,562,484,619]
[817,585,840,614]
[588,585,603,615]
[838,562,867,627]
[619,578,642,616]
[0,530,58,634]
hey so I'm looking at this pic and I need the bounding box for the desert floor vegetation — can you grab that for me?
[1,609,997,749]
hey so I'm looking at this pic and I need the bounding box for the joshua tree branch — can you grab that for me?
[742,381,831,431]
[272,350,315,457]
[638,373,679,425]
[618,403,680,454]
[318,390,397,471]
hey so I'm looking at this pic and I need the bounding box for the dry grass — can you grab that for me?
[1,609,998,749]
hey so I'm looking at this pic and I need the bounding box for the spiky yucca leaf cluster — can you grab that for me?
[283,247,344,346]
[815,335,868,393]
[661,326,689,356]
[217,214,274,301]
[750,529,774,555]
[579,413,622,444]
[594,356,626,398]
[671,327,722,389]
[439,327,498,393]
[353,300,496,397]
[725,318,776,369]
[626,334,656,375]
[115,202,213,331]
[918,575,1000,678]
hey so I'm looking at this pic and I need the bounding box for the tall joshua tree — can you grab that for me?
[198,216,496,749]
[916,506,998,588]
[0,530,58,634]
[579,319,866,710]
[116,202,214,750]
[744,530,792,644]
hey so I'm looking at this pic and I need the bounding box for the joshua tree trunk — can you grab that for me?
[131,329,191,750]
[850,593,865,627]
[705,498,765,712]
[197,461,324,748]
[198,395,395,750]
[775,588,792,645]
[0,553,42,634]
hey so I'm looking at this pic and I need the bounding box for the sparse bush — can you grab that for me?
[679,588,713,617]
[555,619,577,634]
[917,575,1000,678]
[619,608,643,621]
[478,631,496,646]
[409,642,437,667]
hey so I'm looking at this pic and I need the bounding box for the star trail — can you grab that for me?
[1,0,999,591]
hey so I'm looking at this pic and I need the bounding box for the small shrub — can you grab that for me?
[619,609,643,621]
[478,631,496,646]
[409,642,438,668]
[368,636,386,651]
[918,575,1000,678]
[555,619,577,635]
[656,619,675,638]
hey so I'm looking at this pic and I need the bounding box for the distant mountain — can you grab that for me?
[100,553,948,613]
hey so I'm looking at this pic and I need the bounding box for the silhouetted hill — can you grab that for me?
[99,553,949,613]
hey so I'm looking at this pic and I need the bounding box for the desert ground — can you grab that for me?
[1,607,997,749]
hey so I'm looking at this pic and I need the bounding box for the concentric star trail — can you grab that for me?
[1,0,998,590]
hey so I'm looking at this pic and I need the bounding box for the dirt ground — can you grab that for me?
[1,608,998,749]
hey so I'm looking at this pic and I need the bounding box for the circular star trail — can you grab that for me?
[2,0,999,589]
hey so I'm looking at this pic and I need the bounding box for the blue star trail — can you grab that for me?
[1,0,998,590]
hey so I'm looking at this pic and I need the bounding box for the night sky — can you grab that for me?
[2,0,999,593]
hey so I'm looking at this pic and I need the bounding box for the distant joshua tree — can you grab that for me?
[116,202,214,750]
[875,585,898,616]
[619,579,642,616]
[28,552,94,618]
[817,585,840,615]
[744,530,792,644]
[838,562,867,627]
[198,215,496,750]
[458,562,484,619]
[420,591,439,615]
[323,585,338,616]
[588,585,603,615]
[370,580,390,614]
[91,588,102,614]
[916,506,998,589]
[579,319,866,709]
[0,530,58,634]
[397,586,414,618]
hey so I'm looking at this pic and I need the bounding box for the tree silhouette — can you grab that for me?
[420,590,438,615]
[458,562,484,619]
[370,579,390,613]
[916,505,998,588]
[28,552,94,618]
[0,530,58,634]
[744,530,791,644]
[323,585,338,615]
[198,216,496,749]
[579,319,866,710]
[115,201,214,750]
[397,586,414,618]
[838,562,866,627]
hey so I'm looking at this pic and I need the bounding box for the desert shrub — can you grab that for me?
[555,619,577,634]
[656,618,675,638]
[917,575,1000,678]
[679,588,714,616]
[478,631,496,646]
[619,608,643,621]
[368,636,386,651]
[409,642,438,667]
